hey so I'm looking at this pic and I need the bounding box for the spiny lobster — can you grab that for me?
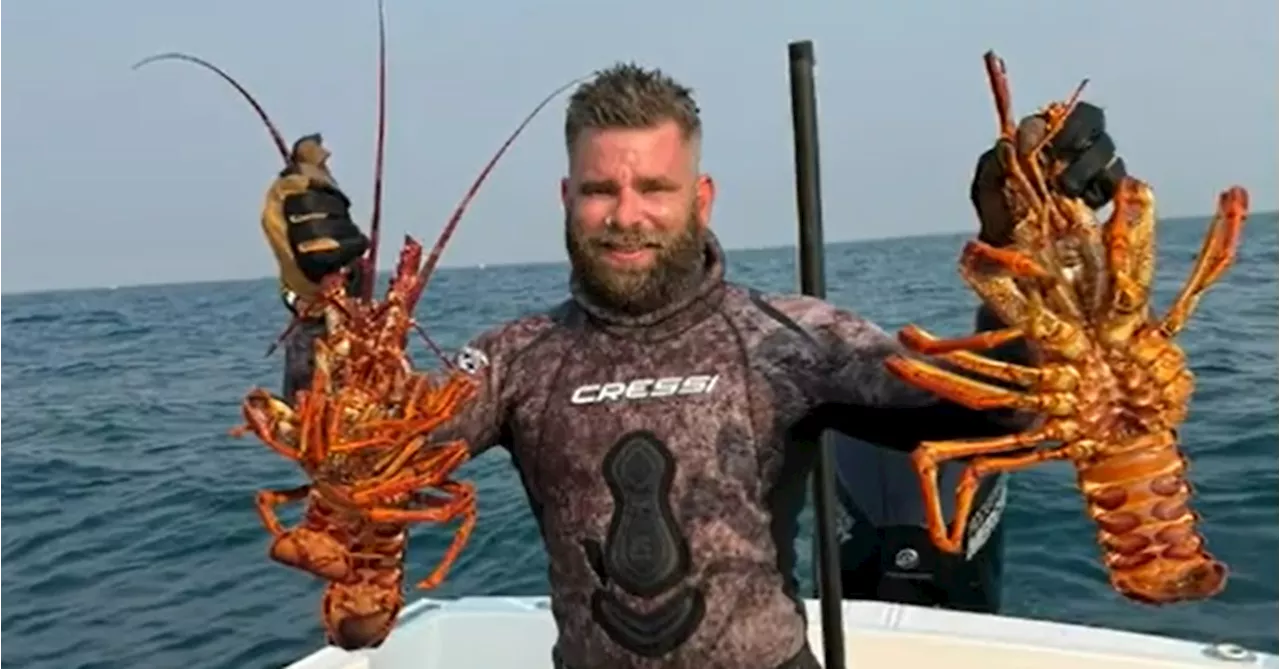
[883,51,1248,605]
[135,0,582,647]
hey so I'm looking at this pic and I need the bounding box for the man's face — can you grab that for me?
[561,120,716,314]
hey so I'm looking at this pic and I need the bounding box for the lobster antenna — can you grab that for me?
[407,75,589,309]
[1029,77,1092,159]
[133,52,290,164]
[362,0,389,302]
[982,51,1016,141]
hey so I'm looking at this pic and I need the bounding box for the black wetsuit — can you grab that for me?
[433,234,1010,669]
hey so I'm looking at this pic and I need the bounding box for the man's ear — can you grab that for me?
[695,173,716,228]
[560,177,571,210]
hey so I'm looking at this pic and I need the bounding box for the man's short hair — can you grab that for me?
[563,62,702,152]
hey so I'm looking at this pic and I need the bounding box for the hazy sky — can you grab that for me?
[3,0,1276,293]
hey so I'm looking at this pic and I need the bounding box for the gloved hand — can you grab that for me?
[969,101,1128,247]
[281,178,370,284]
[275,135,371,286]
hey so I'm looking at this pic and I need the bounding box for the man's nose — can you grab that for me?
[611,188,645,229]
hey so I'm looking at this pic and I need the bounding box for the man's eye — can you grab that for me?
[637,180,678,195]
[580,184,615,197]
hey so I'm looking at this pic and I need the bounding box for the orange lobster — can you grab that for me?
[135,0,582,648]
[883,51,1249,605]
[232,239,479,649]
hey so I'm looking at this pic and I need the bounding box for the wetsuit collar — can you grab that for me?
[570,231,727,342]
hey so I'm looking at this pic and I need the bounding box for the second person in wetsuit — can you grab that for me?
[259,134,369,403]
[823,102,1129,614]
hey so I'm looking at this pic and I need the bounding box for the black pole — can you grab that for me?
[787,39,846,669]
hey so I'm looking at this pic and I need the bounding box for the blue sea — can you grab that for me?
[3,216,1277,669]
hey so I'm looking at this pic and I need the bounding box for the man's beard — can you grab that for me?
[566,210,707,316]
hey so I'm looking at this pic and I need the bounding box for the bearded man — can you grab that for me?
[434,63,1119,669]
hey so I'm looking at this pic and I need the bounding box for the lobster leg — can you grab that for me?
[256,485,356,582]
[362,480,475,524]
[232,392,301,460]
[368,435,428,480]
[398,375,429,420]
[404,439,471,471]
[420,373,477,416]
[255,485,312,536]
[362,504,459,524]
[411,483,478,590]
[1161,186,1249,337]
[294,391,321,463]
[914,430,1074,554]
[356,411,458,445]
[965,240,1084,322]
[1109,178,1158,297]
[900,325,1078,390]
[1100,178,1156,344]
[330,435,396,454]
[353,441,471,503]
[415,506,477,590]
[884,355,1075,416]
[361,370,475,435]
[361,377,473,439]
[939,350,1080,391]
[962,241,1080,340]
[965,240,1054,280]
[959,255,1032,327]
[899,323,1024,355]
[357,483,477,589]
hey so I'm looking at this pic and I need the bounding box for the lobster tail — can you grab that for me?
[320,527,408,649]
[1080,430,1228,604]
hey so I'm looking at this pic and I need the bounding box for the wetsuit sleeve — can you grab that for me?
[430,331,510,458]
[274,175,370,283]
[428,314,555,458]
[770,295,1013,452]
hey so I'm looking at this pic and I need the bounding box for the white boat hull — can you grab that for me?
[286,597,1277,669]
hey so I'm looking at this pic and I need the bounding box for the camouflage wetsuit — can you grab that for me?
[438,233,1008,669]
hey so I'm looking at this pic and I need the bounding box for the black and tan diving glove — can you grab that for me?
[969,101,1129,247]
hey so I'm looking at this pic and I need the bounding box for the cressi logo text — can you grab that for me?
[569,375,720,405]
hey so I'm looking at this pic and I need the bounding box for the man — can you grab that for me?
[259,133,369,402]
[435,63,1117,669]
[823,102,1127,614]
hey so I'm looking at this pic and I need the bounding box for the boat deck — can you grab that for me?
[285,597,1277,669]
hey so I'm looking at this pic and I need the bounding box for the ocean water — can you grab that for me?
[3,216,1277,669]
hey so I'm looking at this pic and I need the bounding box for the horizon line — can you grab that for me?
[2,211,1269,298]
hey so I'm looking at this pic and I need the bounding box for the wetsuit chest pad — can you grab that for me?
[282,184,369,284]
[586,430,703,658]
